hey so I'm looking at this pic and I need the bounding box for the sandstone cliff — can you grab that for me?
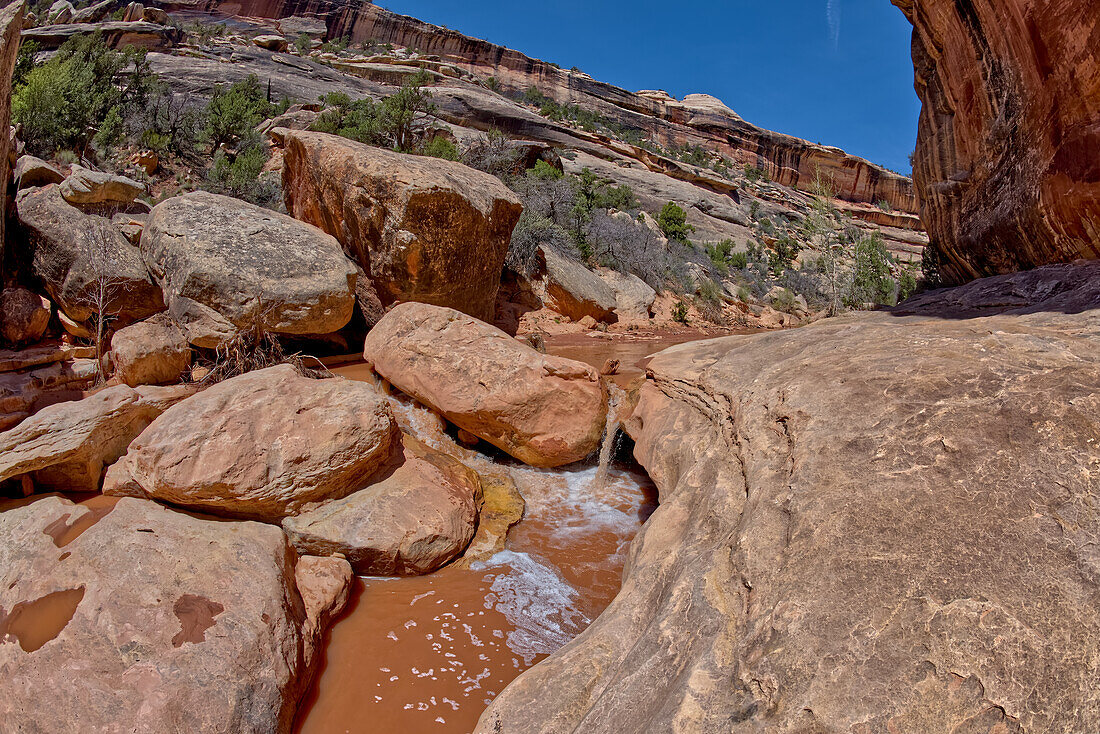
[162,0,917,214]
[895,0,1100,282]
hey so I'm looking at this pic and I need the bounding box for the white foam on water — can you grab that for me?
[472,550,590,665]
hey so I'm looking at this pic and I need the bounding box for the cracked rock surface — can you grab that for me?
[476,261,1100,733]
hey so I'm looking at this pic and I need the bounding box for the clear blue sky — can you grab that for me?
[379,0,920,174]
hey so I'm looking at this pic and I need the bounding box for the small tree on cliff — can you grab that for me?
[657,201,694,243]
[78,223,125,384]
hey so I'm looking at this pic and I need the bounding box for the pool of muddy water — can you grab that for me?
[295,336,716,733]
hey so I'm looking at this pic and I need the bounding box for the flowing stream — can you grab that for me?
[294,335,718,734]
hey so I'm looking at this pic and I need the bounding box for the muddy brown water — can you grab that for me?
[295,335,725,734]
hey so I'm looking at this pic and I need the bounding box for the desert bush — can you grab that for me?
[728,250,749,270]
[656,201,694,243]
[847,232,896,308]
[205,75,278,151]
[205,132,280,206]
[13,34,154,157]
[672,300,689,324]
[423,135,459,161]
[295,33,312,55]
[770,287,799,314]
[897,267,919,302]
[744,164,769,183]
[507,211,570,276]
[585,210,667,286]
[769,235,802,275]
[311,71,434,152]
[462,128,521,179]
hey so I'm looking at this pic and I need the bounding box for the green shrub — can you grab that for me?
[13,34,151,157]
[875,199,892,212]
[847,233,896,307]
[295,33,312,55]
[205,132,279,206]
[310,71,434,152]
[92,105,125,153]
[768,235,802,275]
[205,75,276,151]
[728,250,748,270]
[744,164,767,183]
[656,201,694,243]
[920,245,943,289]
[672,300,689,324]
[529,159,562,180]
[897,267,918,302]
[770,287,799,313]
[423,135,459,161]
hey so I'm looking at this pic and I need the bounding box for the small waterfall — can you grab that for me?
[593,384,625,490]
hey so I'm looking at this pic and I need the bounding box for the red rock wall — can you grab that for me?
[895,0,1100,282]
[0,0,23,280]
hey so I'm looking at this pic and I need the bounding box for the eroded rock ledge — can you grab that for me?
[476,262,1100,732]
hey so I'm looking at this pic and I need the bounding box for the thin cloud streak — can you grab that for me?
[826,0,841,50]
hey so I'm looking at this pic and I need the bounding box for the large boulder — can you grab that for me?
[283,433,482,575]
[13,154,64,190]
[282,130,523,322]
[105,364,398,521]
[46,0,73,23]
[0,287,51,345]
[598,268,656,319]
[59,165,144,207]
[141,191,356,347]
[0,494,351,733]
[897,0,1100,282]
[540,246,618,323]
[70,0,115,23]
[476,262,1100,732]
[109,313,191,387]
[252,34,288,51]
[363,302,608,468]
[15,185,164,324]
[0,383,192,492]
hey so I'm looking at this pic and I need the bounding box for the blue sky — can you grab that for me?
[380,0,920,173]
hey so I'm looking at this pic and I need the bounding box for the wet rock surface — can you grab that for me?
[477,262,1100,732]
[281,130,523,322]
[141,191,356,347]
[0,494,349,734]
[283,433,482,575]
[363,302,608,468]
[106,365,398,521]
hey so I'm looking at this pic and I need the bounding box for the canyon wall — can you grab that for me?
[165,0,918,213]
[894,0,1100,282]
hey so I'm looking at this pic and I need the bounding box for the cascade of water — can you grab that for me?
[592,384,625,490]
